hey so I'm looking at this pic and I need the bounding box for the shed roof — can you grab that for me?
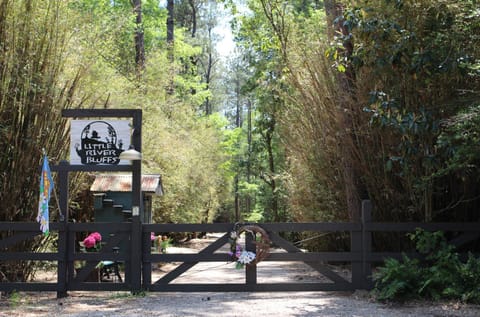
[90,174,163,195]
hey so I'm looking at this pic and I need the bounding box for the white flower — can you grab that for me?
[237,250,256,265]
[230,231,237,239]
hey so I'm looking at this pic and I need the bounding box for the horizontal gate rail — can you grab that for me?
[143,222,361,232]
[1,200,480,294]
[365,222,480,232]
[146,252,362,262]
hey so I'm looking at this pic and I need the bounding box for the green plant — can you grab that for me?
[374,229,480,303]
[408,230,460,300]
[456,254,480,303]
[7,290,21,308]
[159,238,171,254]
[374,255,424,301]
[152,234,171,254]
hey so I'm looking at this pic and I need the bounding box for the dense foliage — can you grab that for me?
[336,0,480,222]
[374,229,480,303]
[238,0,480,223]
[0,0,85,281]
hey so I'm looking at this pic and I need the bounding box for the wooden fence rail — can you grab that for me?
[0,200,479,296]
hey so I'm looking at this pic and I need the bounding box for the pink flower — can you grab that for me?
[89,232,102,242]
[151,232,156,241]
[83,236,96,248]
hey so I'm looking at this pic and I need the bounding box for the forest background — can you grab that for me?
[0,0,479,280]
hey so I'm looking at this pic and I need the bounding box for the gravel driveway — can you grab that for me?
[1,237,479,316]
[1,290,479,317]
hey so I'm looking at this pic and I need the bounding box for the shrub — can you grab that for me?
[374,255,424,301]
[373,229,480,303]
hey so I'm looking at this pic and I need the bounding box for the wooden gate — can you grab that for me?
[0,221,368,295]
[142,222,365,292]
[2,200,480,296]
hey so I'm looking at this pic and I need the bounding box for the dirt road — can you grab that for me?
[0,237,479,316]
[1,289,479,317]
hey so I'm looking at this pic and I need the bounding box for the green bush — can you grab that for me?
[374,255,424,301]
[373,229,480,303]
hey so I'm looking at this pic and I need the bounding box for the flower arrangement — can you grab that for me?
[81,232,102,252]
[229,231,256,269]
[228,224,271,269]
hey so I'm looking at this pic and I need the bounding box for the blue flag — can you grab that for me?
[37,155,54,235]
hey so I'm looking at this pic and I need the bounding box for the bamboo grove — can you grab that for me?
[0,0,479,280]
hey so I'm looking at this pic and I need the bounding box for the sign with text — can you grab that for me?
[70,120,131,165]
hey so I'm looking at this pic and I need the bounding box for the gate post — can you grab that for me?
[352,200,373,289]
[351,217,362,289]
[130,110,143,294]
[245,231,256,286]
[130,213,142,293]
[57,161,69,298]
[361,200,373,289]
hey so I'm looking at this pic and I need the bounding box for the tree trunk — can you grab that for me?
[246,99,252,215]
[267,130,278,222]
[166,0,174,94]
[188,0,197,38]
[167,0,174,45]
[132,0,145,81]
[234,78,242,221]
[204,23,213,115]
[261,116,279,222]
[234,175,240,221]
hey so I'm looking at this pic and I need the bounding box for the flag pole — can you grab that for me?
[53,186,64,222]
[43,149,64,222]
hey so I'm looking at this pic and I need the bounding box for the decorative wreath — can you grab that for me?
[228,224,271,268]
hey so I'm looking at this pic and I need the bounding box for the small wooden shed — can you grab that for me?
[90,173,163,224]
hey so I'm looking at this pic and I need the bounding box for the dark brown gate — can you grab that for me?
[142,222,365,292]
[2,201,480,296]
